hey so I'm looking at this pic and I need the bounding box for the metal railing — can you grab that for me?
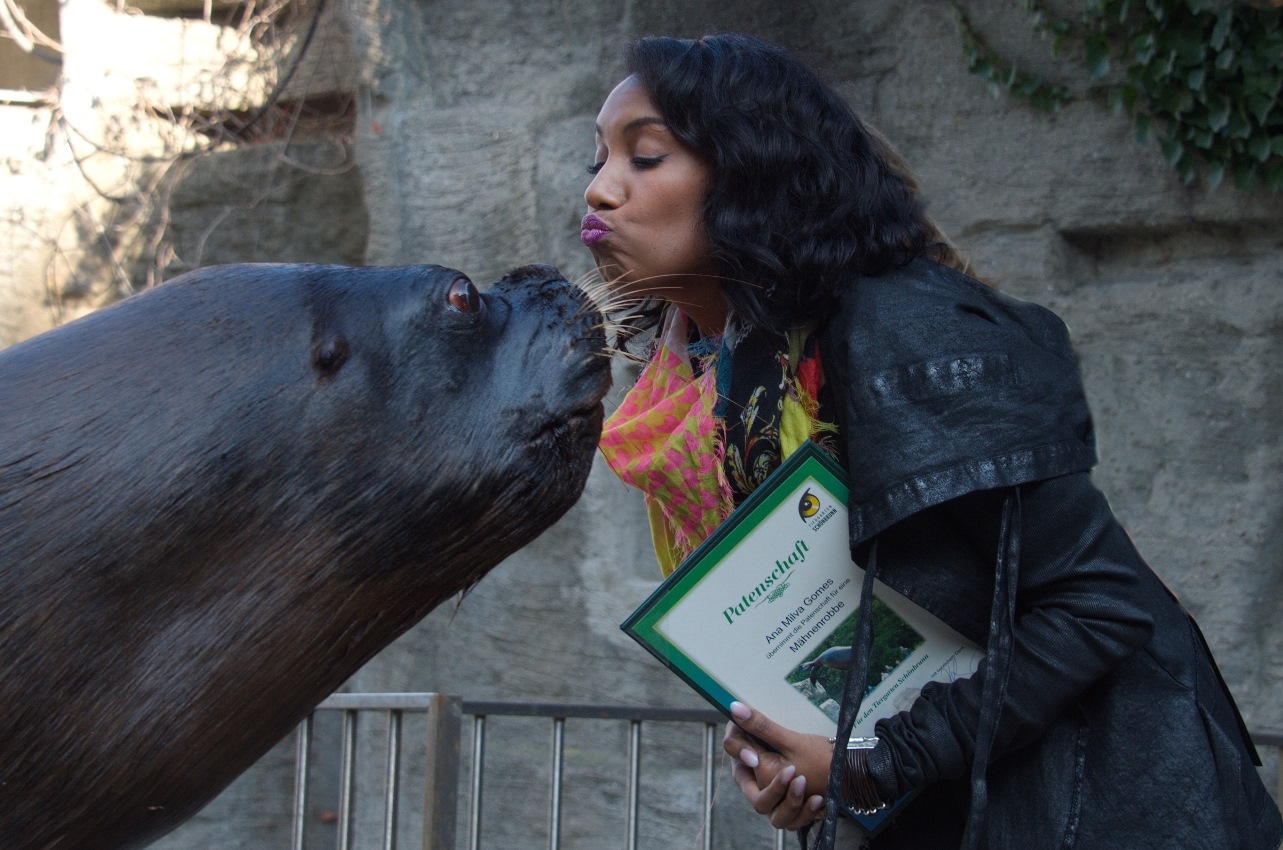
[290,692,791,850]
[291,692,1282,850]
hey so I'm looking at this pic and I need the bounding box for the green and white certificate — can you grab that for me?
[622,441,983,738]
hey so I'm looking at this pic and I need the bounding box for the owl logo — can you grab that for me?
[798,488,820,520]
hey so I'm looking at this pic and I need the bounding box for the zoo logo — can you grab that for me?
[798,488,820,520]
[767,582,791,603]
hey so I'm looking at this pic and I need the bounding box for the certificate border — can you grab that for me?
[620,441,850,716]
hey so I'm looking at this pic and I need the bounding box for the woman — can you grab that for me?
[586,32,1281,850]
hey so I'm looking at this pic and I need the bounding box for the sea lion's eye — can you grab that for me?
[447,277,482,314]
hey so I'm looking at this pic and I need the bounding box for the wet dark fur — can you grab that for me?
[0,262,609,850]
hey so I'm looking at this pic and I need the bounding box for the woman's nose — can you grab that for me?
[584,164,620,211]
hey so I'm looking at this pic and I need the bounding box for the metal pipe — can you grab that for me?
[337,709,357,850]
[625,719,641,850]
[383,709,401,850]
[422,694,462,850]
[548,717,565,850]
[701,722,716,850]
[291,714,312,850]
[467,714,486,850]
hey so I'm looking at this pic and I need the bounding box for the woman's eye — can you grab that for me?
[631,155,665,169]
[447,277,482,314]
[586,161,605,175]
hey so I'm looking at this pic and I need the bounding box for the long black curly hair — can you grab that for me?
[618,32,964,338]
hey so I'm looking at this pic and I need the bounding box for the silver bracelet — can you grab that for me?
[828,735,879,750]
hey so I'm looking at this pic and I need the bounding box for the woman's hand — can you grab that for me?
[722,701,830,829]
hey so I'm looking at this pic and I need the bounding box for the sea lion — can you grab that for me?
[0,261,610,850]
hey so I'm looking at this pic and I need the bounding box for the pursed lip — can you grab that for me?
[580,214,610,247]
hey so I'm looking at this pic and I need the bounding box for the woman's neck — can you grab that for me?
[674,277,728,336]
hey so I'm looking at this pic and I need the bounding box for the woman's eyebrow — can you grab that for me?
[595,116,669,136]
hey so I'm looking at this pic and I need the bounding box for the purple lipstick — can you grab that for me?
[581,214,610,247]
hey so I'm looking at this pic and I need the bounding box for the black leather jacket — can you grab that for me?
[813,259,1281,849]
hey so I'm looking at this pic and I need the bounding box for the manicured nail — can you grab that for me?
[739,748,759,768]
[729,701,751,720]
[808,795,825,811]
[779,764,796,783]
[791,775,807,797]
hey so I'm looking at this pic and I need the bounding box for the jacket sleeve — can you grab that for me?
[865,471,1158,799]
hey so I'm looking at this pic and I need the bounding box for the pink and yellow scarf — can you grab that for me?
[599,310,836,576]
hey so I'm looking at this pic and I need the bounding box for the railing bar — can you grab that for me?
[317,693,440,711]
[701,722,716,850]
[775,827,787,850]
[467,714,486,850]
[1276,745,1282,810]
[548,717,565,850]
[423,694,461,850]
[337,709,357,850]
[625,719,641,850]
[463,699,723,723]
[383,709,401,850]
[291,714,312,850]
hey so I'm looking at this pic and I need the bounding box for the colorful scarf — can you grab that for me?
[599,309,840,576]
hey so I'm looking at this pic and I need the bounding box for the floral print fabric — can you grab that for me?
[599,309,841,576]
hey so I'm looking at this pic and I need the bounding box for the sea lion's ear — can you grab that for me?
[312,335,349,377]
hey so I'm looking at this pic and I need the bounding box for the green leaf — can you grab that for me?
[1159,87,1195,115]
[1160,134,1184,165]
[1245,73,1282,102]
[1168,25,1207,66]
[1233,161,1258,191]
[1133,31,1157,64]
[1135,112,1153,143]
[1248,133,1272,162]
[1106,86,1132,115]
[1273,136,1283,157]
[1205,94,1231,131]
[1226,108,1253,139]
[1214,48,1235,71]
[1206,159,1225,188]
[1178,154,1196,185]
[1210,9,1233,52]
[1248,94,1274,125]
[1265,161,1283,192]
[1186,67,1206,89]
[1190,127,1214,149]
[1030,86,1063,112]
[1085,35,1111,77]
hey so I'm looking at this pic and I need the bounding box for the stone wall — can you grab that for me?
[2,0,1279,847]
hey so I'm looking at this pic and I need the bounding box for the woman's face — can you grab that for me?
[583,75,726,332]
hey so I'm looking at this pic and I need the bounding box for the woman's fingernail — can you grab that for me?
[739,748,759,768]
[729,701,750,720]
[779,764,796,783]
[808,795,825,811]
[791,775,807,797]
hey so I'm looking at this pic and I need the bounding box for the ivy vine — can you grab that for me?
[957,0,1283,191]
